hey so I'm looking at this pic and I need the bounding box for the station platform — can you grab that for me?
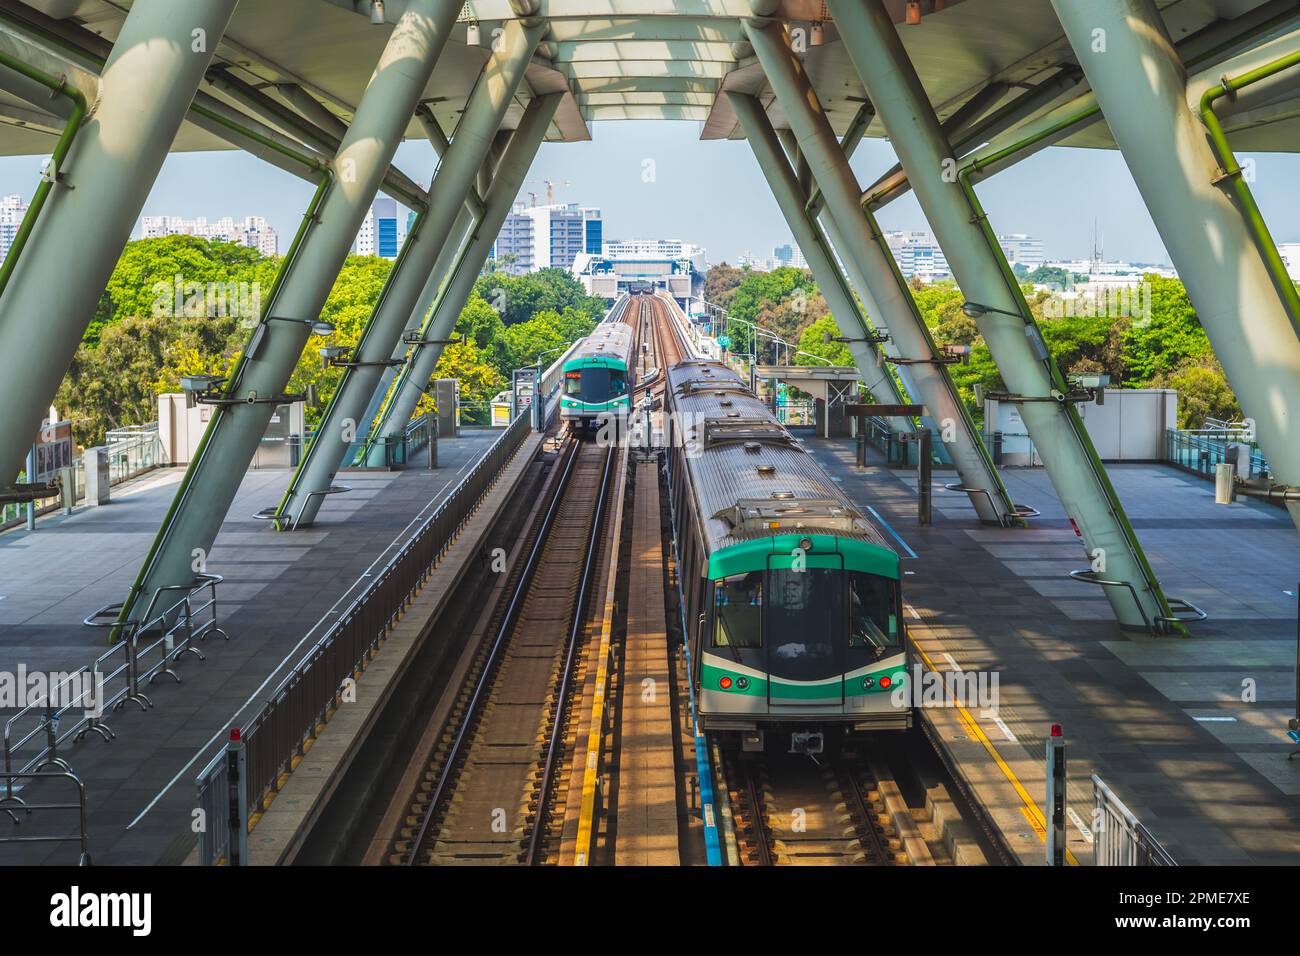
[0,430,500,864]
[804,437,1300,866]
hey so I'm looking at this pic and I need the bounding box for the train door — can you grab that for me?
[763,555,845,708]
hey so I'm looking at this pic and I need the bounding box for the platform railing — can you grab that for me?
[2,574,224,794]
[1092,774,1177,866]
[2,423,164,528]
[0,770,92,865]
[1166,426,1270,481]
[194,411,534,863]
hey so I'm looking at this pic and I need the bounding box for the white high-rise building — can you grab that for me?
[884,231,951,281]
[352,197,404,259]
[1278,243,1300,281]
[491,201,602,274]
[0,194,29,262]
[998,233,1046,270]
[603,238,703,260]
[140,214,279,255]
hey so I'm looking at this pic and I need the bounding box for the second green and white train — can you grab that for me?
[664,359,913,756]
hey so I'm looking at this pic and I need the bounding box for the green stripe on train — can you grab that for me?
[701,660,907,699]
[707,533,899,581]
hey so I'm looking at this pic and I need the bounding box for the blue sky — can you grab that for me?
[3,119,1299,266]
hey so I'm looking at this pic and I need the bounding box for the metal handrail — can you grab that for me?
[0,770,92,865]
[3,574,224,793]
[1092,774,1177,866]
[1069,569,1206,632]
[195,411,536,861]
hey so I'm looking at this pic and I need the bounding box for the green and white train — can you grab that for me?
[559,300,633,428]
[664,360,912,755]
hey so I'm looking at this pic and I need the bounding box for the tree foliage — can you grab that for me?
[56,237,608,447]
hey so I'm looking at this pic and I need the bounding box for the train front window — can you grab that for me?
[766,568,839,679]
[848,572,901,658]
[564,372,583,396]
[608,371,626,396]
[580,366,611,402]
[713,573,761,648]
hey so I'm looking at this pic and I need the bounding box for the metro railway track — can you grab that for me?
[392,438,616,865]
[722,748,927,866]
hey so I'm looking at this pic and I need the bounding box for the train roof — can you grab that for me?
[665,360,893,557]
[566,321,633,366]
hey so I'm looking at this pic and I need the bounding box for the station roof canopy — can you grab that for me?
[1,0,1298,166]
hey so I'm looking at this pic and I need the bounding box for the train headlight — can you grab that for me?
[736,677,749,690]
[719,676,732,689]
[862,677,874,689]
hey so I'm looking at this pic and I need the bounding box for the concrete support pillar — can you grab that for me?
[744,17,1014,526]
[829,0,1175,630]
[0,0,239,490]
[370,94,563,449]
[727,92,909,427]
[122,0,465,620]
[1051,0,1300,530]
[278,20,543,527]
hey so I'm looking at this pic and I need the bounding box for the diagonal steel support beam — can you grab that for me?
[357,201,482,440]
[368,93,563,453]
[1052,0,1300,531]
[729,92,909,429]
[828,0,1179,632]
[0,0,239,495]
[277,19,544,528]
[744,17,1016,526]
[120,0,466,622]
[731,94,908,413]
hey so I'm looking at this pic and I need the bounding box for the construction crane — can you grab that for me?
[525,177,571,207]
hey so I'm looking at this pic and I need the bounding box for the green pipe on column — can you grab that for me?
[0,51,87,301]
[1200,55,1300,336]
[952,159,1181,633]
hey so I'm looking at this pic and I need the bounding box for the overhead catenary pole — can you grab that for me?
[828,0,1177,632]
[744,16,1015,526]
[368,93,563,452]
[120,0,466,622]
[1051,0,1300,531]
[0,0,239,495]
[727,92,911,431]
[277,20,544,528]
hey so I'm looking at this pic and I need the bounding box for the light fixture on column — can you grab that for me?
[905,1,922,25]
[466,20,480,45]
[370,0,385,25]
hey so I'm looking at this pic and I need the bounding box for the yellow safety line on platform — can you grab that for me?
[908,613,1079,867]
[573,445,630,865]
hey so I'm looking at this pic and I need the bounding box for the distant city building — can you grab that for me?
[884,230,951,281]
[490,201,602,274]
[603,238,704,261]
[1042,257,1177,279]
[140,213,279,256]
[998,233,1045,270]
[1279,243,1300,281]
[354,196,402,259]
[0,194,29,262]
[772,242,806,269]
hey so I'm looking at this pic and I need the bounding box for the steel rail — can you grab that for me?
[740,761,773,866]
[403,435,583,864]
[526,442,616,865]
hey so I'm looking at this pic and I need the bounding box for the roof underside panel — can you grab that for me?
[0,0,1297,166]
